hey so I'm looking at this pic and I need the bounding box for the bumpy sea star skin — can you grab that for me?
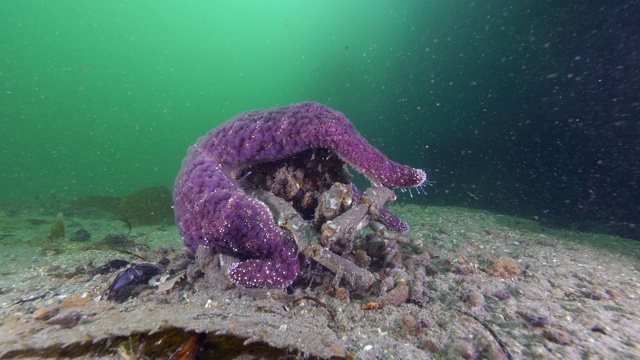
[174,102,426,289]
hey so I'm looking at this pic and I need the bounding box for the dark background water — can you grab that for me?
[1,1,638,239]
[396,1,640,239]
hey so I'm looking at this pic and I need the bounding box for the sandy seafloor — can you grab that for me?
[0,201,639,359]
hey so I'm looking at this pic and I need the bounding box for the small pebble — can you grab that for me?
[33,306,60,321]
[46,310,82,328]
[543,329,573,345]
[605,288,620,300]
[459,289,485,312]
[424,338,441,353]
[580,288,610,301]
[452,265,477,275]
[516,309,550,327]
[379,284,409,307]
[424,264,439,276]
[452,340,477,360]
[69,229,91,242]
[401,314,421,336]
[492,289,512,300]
[591,324,608,335]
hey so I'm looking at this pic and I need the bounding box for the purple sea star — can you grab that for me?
[174,102,426,289]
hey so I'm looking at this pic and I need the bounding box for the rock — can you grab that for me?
[69,229,91,242]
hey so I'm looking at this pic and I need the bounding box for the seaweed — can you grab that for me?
[47,212,65,240]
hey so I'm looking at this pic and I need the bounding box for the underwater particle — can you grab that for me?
[69,228,91,242]
[486,256,524,278]
[47,212,65,240]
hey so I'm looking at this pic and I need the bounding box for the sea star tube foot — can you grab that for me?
[174,102,426,289]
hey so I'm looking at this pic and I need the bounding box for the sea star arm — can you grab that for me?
[174,149,300,288]
[199,102,426,187]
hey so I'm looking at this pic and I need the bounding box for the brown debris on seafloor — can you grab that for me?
[485,256,525,278]
[450,253,479,276]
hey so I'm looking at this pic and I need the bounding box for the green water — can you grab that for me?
[3,1,638,240]
[2,1,441,203]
